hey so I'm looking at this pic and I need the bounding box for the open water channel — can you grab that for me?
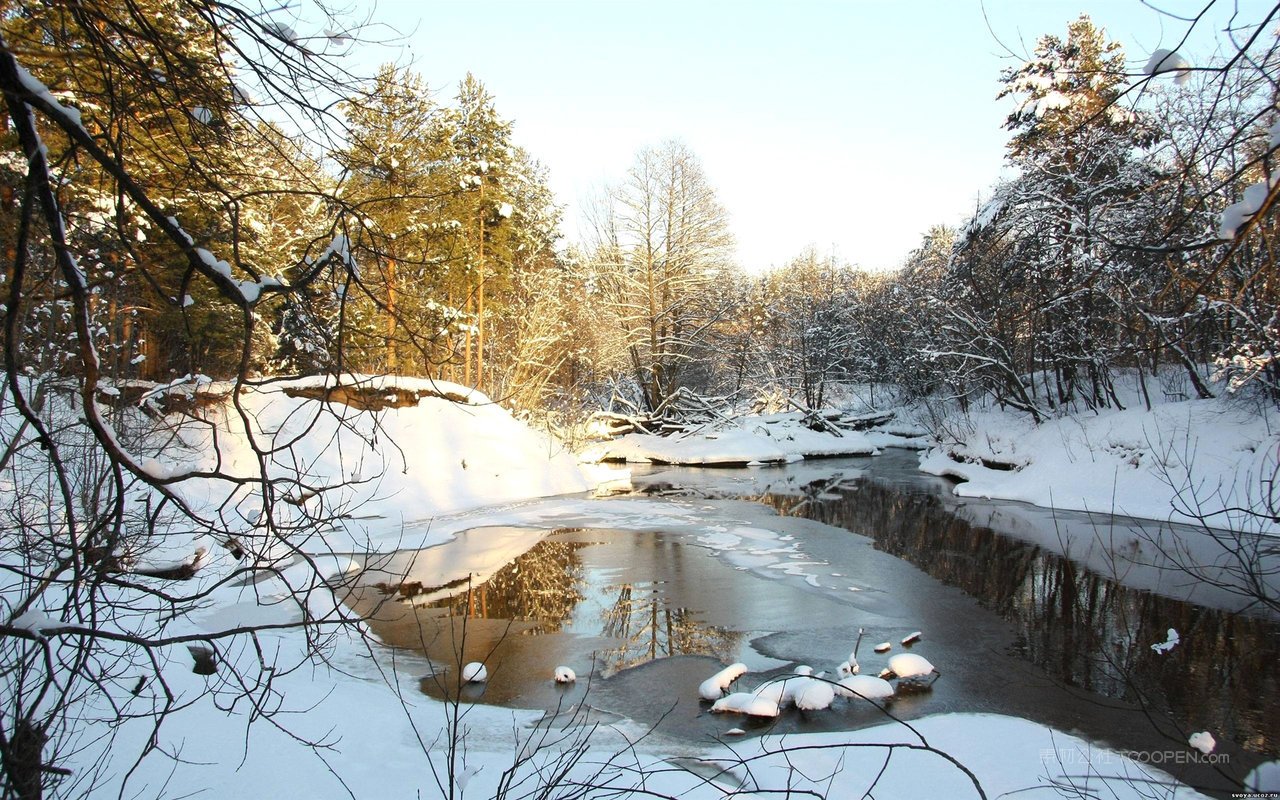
[343,448,1279,797]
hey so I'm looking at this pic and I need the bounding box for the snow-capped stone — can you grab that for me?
[711,692,781,717]
[461,662,487,683]
[836,675,895,701]
[699,662,748,700]
[794,679,836,711]
[1188,731,1215,754]
[886,653,935,679]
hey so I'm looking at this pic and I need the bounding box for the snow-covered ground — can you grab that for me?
[916,395,1279,535]
[8,376,1267,797]
[579,410,927,466]
[70,489,1225,800]
[579,380,1278,536]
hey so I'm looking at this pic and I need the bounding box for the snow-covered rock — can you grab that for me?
[711,692,781,717]
[699,662,749,700]
[836,675,895,700]
[1188,731,1215,754]
[794,679,836,711]
[886,653,935,679]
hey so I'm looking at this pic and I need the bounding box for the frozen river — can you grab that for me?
[343,449,1279,797]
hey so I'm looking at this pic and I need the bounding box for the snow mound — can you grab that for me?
[836,675,895,700]
[154,375,592,550]
[699,662,749,700]
[917,397,1279,535]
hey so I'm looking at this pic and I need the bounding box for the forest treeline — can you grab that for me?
[2,6,1276,427]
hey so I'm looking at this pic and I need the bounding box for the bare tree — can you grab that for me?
[586,140,736,412]
[0,2,393,796]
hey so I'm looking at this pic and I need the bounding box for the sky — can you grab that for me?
[346,0,1267,272]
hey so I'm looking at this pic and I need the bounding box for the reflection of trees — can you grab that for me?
[759,479,1280,757]
[401,539,587,632]
[597,582,742,676]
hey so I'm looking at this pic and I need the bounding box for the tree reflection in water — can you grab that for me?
[751,476,1280,756]
[354,529,744,700]
[421,539,587,630]
[597,581,741,677]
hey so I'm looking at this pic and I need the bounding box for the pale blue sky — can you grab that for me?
[350,0,1265,271]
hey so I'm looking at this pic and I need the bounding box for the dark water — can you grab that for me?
[344,450,1280,797]
[740,458,1280,757]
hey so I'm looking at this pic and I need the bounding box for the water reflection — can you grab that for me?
[750,474,1280,756]
[596,581,741,676]
[347,529,745,702]
[420,539,586,630]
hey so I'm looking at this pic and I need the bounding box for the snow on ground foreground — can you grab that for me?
[917,396,1279,534]
[579,410,927,466]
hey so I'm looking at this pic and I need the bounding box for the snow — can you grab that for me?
[1188,731,1215,754]
[836,675,895,700]
[6,374,1247,799]
[887,652,935,679]
[1151,627,1180,654]
[10,610,60,635]
[916,395,1280,535]
[699,662,749,700]
[673,714,1213,800]
[149,375,591,550]
[710,691,781,717]
[1219,175,1279,239]
[580,411,921,466]
[14,61,86,132]
[793,678,836,710]
[1144,49,1193,84]
[1246,760,1280,791]
[462,662,488,683]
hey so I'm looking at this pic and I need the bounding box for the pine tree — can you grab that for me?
[336,63,455,374]
[968,14,1163,410]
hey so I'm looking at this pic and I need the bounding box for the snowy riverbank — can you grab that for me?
[577,385,1278,535]
[916,395,1279,535]
[14,376,1268,797]
[579,409,928,466]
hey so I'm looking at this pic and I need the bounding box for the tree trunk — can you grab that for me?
[385,256,398,373]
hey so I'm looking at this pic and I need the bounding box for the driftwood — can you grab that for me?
[590,387,737,438]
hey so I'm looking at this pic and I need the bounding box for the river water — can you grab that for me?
[344,449,1279,796]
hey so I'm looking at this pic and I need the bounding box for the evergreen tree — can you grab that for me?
[335,63,455,374]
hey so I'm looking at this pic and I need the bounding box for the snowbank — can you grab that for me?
[580,411,926,466]
[918,397,1279,534]
[156,374,593,550]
